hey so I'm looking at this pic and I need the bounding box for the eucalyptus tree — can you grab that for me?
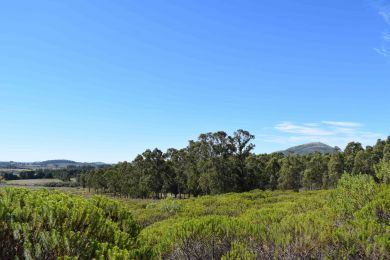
[352,149,375,176]
[325,150,344,188]
[166,148,188,198]
[264,155,281,190]
[303,153,328,190]
[344,142,363,173]
[196,131,236,194]
[184,140,203,197]
[229,129,256,191]
[245,154,268,190]
[375,142,390,184]
[278,156,304,191]
[372,139,386,163]
[132,149,166,198]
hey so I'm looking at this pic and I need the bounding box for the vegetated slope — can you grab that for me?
[1,175,389,259]
[0,160,108,169]
[37,159,108,168]
[282,142,336,155]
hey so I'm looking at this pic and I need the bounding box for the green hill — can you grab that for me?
[0,160,108,169]
[282,142,336,155]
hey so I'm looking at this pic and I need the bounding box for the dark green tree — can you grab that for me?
[278,156,303,191]
[352,150,375,176]
[245,154,268,190]
[344,142,363,173]
[302,153,328,190]
[372,139,386,163]
[229,129,255,191]
[166,148,188,198]
[264,156,281,190]
[325,150,344,188]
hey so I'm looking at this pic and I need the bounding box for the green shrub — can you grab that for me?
[221,242,256,260]
[1,180,389,259]
[139,216,251,259]
[159,198,182,214]
[329,174,377,221]
[0,188,142,259]
[376,160,390,184]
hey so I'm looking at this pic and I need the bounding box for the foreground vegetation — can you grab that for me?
[0,188,142,259]
[1,175,389,259]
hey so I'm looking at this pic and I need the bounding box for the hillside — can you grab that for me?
[0,160,108,169]
[282,142,336,155]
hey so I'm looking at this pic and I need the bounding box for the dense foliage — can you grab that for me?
[131,175,390,259]
[80,130,390,198]
[2,175,388,259]
[0,188,143,259]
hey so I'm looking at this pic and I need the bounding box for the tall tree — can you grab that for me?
[302,153,328,190]
[278,156,303,192]
[372,139,386,164]
[325,150,344,188]
[245,154,268,190]
[132,149,166,198]
[383,143,390,163]
[166,148,187,198]
[197,131,235,194]
[344,142,363,173]
[352,150,375,176]
[229,129,255,191]
[185,140,203,197]
[264,156,281,190]
[373,142,390,184]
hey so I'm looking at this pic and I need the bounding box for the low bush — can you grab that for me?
[0,188,143,259]
[1,175,389,259]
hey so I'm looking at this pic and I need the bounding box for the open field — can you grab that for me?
[0,168,29,172]
[5,178,64,186]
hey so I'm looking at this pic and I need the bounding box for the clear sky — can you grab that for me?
[1,0,390,163]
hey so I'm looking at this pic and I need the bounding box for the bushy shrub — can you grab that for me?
[137,178,388,259]
[376,160,390,184]
[329,174,377,221]
[139,216,251,259]
[221,242,256,260]
[0,188,142,259]
[43,181,80,187]
[159,198,182,214]
[1,178,389,259]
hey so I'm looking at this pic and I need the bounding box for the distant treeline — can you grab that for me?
[80,130,390,198]
[1,166,100,182]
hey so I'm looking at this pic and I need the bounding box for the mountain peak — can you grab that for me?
[282,142,336,155]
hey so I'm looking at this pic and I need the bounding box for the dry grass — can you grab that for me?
[5,178,63,186]
[0,169,27,172]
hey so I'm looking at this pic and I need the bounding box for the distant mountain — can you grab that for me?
[281,142,336,155]
[0,160,109,169]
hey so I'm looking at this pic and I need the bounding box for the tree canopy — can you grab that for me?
[79,130,390,198]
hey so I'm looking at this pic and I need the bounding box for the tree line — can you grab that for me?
[1,166,97,182]
[80,129,390,198]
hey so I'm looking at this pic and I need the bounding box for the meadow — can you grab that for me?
[5,178,63,186]
[0,174,389,259]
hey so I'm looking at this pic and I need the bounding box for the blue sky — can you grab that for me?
[1,0,390,163]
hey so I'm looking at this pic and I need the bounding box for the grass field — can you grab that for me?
[0,168,28,172]
[5,178,63,186]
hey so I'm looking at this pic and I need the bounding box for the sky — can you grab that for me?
[1,0,390,163]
